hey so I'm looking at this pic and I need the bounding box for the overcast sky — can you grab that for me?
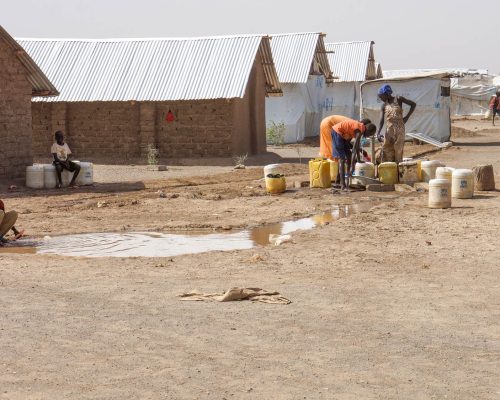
[3,0,495,74]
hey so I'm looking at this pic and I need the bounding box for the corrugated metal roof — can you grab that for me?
[326,41,375,82]
[0,26,58,96]
[269,33,333,84]
[17,35,281,102]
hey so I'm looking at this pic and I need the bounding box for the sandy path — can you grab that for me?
[1,120,499,399]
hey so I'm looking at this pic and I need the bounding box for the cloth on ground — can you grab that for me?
[178,287,291,304]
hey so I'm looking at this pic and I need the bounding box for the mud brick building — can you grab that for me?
[0,26,57,180]
[19,35,282,163]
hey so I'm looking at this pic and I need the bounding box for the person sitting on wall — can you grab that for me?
[489,90,500,126]
[331,119,376,191]
[377,84,416,163]
[0,200,24,245]
[51,131,81,188]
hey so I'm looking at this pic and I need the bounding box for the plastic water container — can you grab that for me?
[265,176,286,194]
[62,169,73,186]
[421,160,444,182]
[26,165,45,189]
[452,169,474,199]
[76,161,93,185]
[378,162,398,184]
[264,164,282,179]
[309,158,331,188]
[329,159,339,183]
[429,178,451,209]
[43,164,58,189]
[436,167,455,183]
[355,162,375,178]
[353,162,375,185]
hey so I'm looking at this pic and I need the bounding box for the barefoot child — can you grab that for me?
[0,200,24,245]
[331,119,376,190]
[51,131,81,188]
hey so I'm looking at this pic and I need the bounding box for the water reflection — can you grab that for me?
[2,203,372,258]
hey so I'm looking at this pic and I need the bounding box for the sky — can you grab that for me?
[2,0,495,74]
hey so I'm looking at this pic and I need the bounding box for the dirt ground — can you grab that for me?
[1,118,499,399]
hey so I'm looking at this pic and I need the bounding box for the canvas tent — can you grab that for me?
[323,41,381,121]
[384,69,496,117]
[361,71,452,143]
[265,33,333,143]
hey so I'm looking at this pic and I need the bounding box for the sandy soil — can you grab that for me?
[1,119,499,399]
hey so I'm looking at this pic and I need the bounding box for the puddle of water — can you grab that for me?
[1,203,372,258]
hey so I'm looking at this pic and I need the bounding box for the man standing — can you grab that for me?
[489,90,500,126]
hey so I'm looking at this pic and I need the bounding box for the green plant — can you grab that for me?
[233,153,248,166]
[146,144,159,166]
[266,121,286,146]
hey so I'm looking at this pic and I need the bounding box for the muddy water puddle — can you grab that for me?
[1,203,372,258]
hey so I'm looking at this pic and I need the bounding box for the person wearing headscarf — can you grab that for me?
[377,84,416,163]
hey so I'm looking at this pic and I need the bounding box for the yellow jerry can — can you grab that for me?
[309,158,332,188]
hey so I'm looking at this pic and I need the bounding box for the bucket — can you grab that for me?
[421,160,444,182]
[43,164,58,189]
[265,176,286,194]
[264,164,282,180]
[309,159,331,188]
[378,162,398,184]
[452,169,474,199]
[429,178,451,209]
[26,165,44,189]
[436,167,455,184]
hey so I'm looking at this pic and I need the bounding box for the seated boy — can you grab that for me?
[0,200,23,245]
[51,131,81,188]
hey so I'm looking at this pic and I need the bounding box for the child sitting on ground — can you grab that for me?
[0,200,24,245]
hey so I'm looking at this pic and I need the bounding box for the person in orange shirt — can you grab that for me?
[319,115,348,159]
[332,119,376,190]
[319,115,373,159]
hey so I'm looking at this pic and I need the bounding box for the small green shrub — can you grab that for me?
[146,144,159,166]
[266,121,286,146]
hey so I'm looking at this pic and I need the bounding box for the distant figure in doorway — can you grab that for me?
[489,90,500,126]
[377,85,416,163]
[51,131,80,188]
[331,119,377,190]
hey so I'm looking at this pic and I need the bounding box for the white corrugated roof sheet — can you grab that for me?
[326,41,375,82]
[383,68,488,79]
[17,35,281,102]
[269,33,333,84]
[0,26,58,96]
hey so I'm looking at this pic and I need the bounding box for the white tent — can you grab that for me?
[384,69,496,117]
[265,33,333,143]
[361,72,452,143]
[451,74,497,116]
[322,41,381,121]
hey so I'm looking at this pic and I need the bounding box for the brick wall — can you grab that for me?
[0,39,34,180]
[33,102,141,163]
[155,100,234,158]
[31,64,267,162]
